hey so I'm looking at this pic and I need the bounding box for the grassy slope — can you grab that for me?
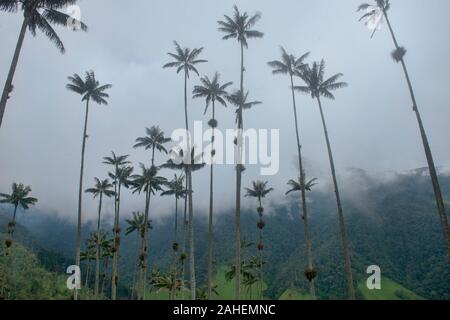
[0,234,70,300]
[279,288,312,300]
[357,277,424,300]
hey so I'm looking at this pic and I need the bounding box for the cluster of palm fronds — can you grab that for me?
[1,1,449,301]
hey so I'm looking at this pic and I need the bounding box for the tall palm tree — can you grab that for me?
[161,174,186,300]
[102,152,131,300]
[131,164,167,300]
[218,6,263,299]
[163,41,207,300]
[294,60,354,299]
[161,147,205,300]
[268,47,317,298]
[244,180,273,299]
[85,178,115,300]
[66,70,111,299]
[192,72,232,299]
[0,0,87,128]
[125,211,151,300]
[0,182,37,295]
[358,0,450,257]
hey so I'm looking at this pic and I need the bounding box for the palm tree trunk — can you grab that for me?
[183,70,196,300]
[383,10,450,257]
[101,257,109,297]
[207,101,216,300]
[289,75,316,299]
[85,263,91,289]
[235,40,245,301]
[140,189,152,299]
[258,198,264,300]
[316,97,354,300]
[111,180,121,300]
[180,178,188,300]
[94,193,103,300]
[75,98,90,300]
[0,17,29,128]
[171,197,179,300]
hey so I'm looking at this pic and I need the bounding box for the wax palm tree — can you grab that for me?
[0,0,87,128]
[134,126,171,166]
[286,177,318,294]
[161,174,186,299]
[268,47,317,298]
[227,89,262,128]
[102,152,131,300]
[192,72,232,299]
[85,178,115,299]
[125,211,151,300]
[0,182,37,295]
[358,0,450,257]
[245,181,273,299]
[294,60,354,299]
[66,70,111,299]
[163,41,207,300]
[218,6,263,299]
[161,147,205,300]
[131,164,167,300]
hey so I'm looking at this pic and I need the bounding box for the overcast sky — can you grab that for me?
[1,0,449,222]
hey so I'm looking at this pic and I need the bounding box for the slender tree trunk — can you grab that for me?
[85,263,91,289]
[171,197,179,300]
[316,97,354,300]
[101,257,109,297]
[180,178,188,300]
[75,98,90,300]
[94,193,103,300]
[383,11,450,257]
[289,75,316,298]
[235,40,245,301]
[139,189,152,299]
[258,198,264,300]
[0,205,18,295]
[111,179,121,300]
[207,101,216,300]
[183,70,196,300]
[0,17,29,128]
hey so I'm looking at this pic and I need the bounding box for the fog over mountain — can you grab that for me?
[1,0,450,222]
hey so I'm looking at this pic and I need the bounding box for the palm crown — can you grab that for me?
[226,90,262,124]
[0,182,37,209]
[162,147,206,172]
[66,70,112,104]
[1,0,87,53]
[131,164,167,195]
[217,5,264,48]
[125,211,151,236]
[245,181,274,201]
[357,0,390,16]
[267,47,310,77]
[134,126,171,154]
[85,178,115,198]
[295,60,347,100]
[192,72,233,115]
[161,174,186,200]
[163,41,207,78]
[286,178,318,195]
[103,152,130,169]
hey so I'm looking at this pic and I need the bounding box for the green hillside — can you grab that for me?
[0,234,70,300]
[357,278,424,300]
